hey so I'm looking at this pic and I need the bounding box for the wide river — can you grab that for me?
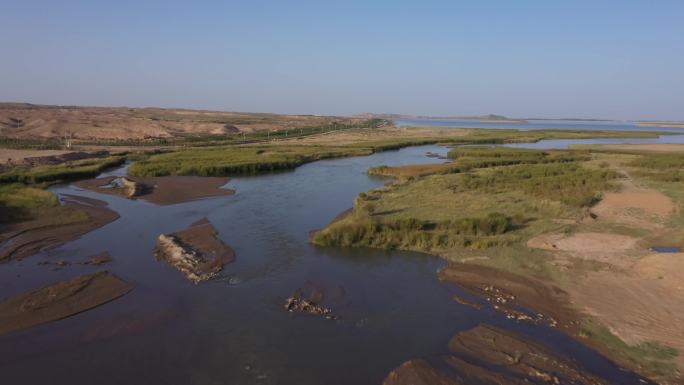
[0,145,653,384]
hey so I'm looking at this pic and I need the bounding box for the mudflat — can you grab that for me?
[75,175,233,205]
[383,324,613,385]
[0,271,134,335]
[0,194,119,262]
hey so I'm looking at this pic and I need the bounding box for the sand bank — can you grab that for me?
[383,324,613,385]
[75,175,233,205]
[0,271,133,335]
[0,194,119,262]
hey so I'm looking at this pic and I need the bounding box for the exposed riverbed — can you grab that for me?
[0,145,652,384]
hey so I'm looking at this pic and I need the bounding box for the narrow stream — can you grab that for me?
[0,145,651,384]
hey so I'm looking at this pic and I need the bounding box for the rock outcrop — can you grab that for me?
[120,177,148,198]
[154,219,235,284]
[284,295,337,320]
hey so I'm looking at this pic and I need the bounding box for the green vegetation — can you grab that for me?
[0,155,125,224]
[315,147,616,254]
[0,184,59,223]
[127,128,666,178]
[625,152,684,234]
[313,213,522,250]
[128,146,374,176]
[371,147,616,207]
[628,153,684,182]
[0,183,89,226]
[0,156,126,184]
[454,162,617,207]
[440,128,666,145]
[581,320,678,377]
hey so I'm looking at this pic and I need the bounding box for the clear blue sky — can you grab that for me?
[1,1,683,120]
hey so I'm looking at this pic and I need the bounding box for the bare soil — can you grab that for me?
[592,188,674,228]
[526,179,684,379]
[0,103,367,140]
[0,271,133,335]
[0,149,70,165]
[527,232,642,261]
[568,252,684,371]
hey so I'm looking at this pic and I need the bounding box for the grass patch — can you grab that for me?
[453,162,617,208]
[314,147,616,278]
[0,155,124,224]
[126,128,666,177]
[0,184,88,226]
[128,145,374,176]
[312,213,522,251]
[628,153,684,182]
[625,152,684,231]
[0,184,59,223]
[0,156,126,184]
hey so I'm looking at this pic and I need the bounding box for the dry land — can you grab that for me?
[0,102,380,141]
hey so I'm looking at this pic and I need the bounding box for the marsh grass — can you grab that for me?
[453,162,617,207]
[0,156,124,224]
[628,153,684,182]
[312,213,522,251]
[0,156,126,184]
[128,145,375,176]
[0,183,82,224]
[315,147,616,259]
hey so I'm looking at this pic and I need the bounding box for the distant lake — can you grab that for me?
[395,118,684,134]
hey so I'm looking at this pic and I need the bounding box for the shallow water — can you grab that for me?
[650,246,681,253]
[0,146,651,384]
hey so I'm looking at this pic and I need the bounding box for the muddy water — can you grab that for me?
[0,146,649,385]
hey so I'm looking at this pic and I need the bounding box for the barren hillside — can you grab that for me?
[0,103,367,140]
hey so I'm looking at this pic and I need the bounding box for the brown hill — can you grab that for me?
[0,103,363,140]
